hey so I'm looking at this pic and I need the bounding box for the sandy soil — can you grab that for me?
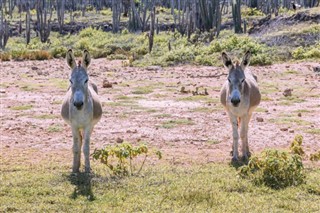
[0,58,319,167]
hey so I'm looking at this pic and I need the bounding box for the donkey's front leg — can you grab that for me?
[83,126,93,173]
[72,127,82,173]
[240,114,251,161]
[229,113,239,161]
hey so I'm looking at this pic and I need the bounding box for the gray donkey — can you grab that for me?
[220,51,261,162]
[61,49,102,173]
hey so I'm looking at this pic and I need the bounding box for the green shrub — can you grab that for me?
[250,53,272,66]
[310,151,320,162]
[239,149,305,189]
[290,135,305,156]
[50,46,67,58]
[0,52,11,61]
[292,43,320,60]
[242,7,264,17]
[92,143,162,176]
[31,50,52,60]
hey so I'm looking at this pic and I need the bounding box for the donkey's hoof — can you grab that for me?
[241,155,250,163]
[231,156,239,162]
[72,169,80,174]
[230,150,234,156]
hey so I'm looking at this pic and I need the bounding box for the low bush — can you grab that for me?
[239,149,305,189]
[292,43,320,60]
[92,143,162,177]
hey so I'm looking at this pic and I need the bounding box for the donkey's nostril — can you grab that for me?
[231,98,240,106]
[74,101,84,109]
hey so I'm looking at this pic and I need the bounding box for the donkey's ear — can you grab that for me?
[66,49,76,69]
[82,50,91,69]
[241,50,251,69]
[221,52,233,69]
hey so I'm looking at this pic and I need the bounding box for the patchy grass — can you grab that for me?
[177,95,217,103]
[34,114,59,119]
[154,113,172,119]
[103,100,138,108]
[269,117,311,126]
[49,78,69,90]
[255,107,268,113]
[260,81,279,94]
[306,128,320,135]
[10,105,33,110]
[47,124,63,133]
[160,119,194,129]
[1,159,320,212]
[51,100,63,105]
[279,96,306,106]
[19,83,43,91]
[261,95,273,102]
[207,139,221,145]
[132,86,154,95]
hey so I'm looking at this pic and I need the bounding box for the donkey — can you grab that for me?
[220,51,261,162]
[61,49,102,173]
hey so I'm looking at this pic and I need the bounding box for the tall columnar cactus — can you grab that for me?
[36,0,51,43]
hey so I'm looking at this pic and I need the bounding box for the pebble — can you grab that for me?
[256,117,264,122]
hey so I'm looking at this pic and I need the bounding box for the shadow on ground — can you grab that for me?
[68,172,95,201]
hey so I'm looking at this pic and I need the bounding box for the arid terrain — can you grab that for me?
[1,59,319,167]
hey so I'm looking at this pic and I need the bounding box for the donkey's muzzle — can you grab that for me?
[74,101,84,110]
[231,98,240,107]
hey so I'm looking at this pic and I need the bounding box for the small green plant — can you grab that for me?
[92,143,162,176]
[239,149,305,189]
[290,135,305,156]
[310,151,320,162]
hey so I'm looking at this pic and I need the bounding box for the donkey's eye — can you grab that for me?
[69,79,73,84]
[241,79,245,83]
[84,79,88,84]
[228,78,231,83]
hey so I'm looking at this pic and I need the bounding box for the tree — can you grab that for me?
[232,0,243,34]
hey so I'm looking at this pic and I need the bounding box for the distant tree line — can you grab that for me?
[0,0,319,49]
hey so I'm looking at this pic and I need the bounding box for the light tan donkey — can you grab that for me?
[220,51,261,162]
[61,49,102,173]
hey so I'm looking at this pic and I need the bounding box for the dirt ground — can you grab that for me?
[0,58,319,167]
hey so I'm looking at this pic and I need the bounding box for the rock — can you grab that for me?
[256,117,264,122]
[289,130,295,133]
[116,137,123,143]
[298,113,302,117]
[280,128,288,131]
[0,89,6,93]
[31,66,39,70]
[283,88,293,97]
[313,66,320,73]
[146,66,162,71]
[102,79,113,88]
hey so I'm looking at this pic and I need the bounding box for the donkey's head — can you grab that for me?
[66,49,91,110]
[222,51,251,107]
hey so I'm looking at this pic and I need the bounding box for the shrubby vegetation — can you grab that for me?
[239,149,305,189]
[1,28,277,66]
[292,42,320,60]
[92,142,162,177]
[239,135,307,189]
